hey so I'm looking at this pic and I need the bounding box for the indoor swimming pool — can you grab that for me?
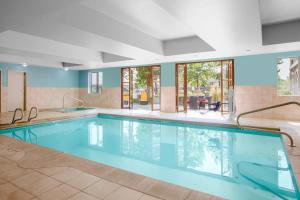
[0,115,299,200]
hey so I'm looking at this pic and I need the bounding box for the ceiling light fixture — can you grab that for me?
[22,63,28,67]
[64,67,69,71]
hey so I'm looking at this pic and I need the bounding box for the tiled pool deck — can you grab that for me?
[0,136,220,200]
[0,108,300,199]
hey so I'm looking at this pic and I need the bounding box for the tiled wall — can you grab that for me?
[161,87,176,112]
[1,87,8,113]
[235,86,300,121]
[79,87,121,108]
[27,87,79,110]
[0,62,80,112]
[1,87,79,112]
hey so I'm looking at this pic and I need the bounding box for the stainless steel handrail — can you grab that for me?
[11,108,23,124]
[28,106,38,122]
[236,101,300,147]
[237,161,290,199]
[63,94,85,109]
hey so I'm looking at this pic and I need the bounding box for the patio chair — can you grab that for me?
[200,101,221,114]
[208,101,221,112]
[189,96,199,110]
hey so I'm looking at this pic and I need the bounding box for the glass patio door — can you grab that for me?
[176,64,187,112]
[220,60,234,113]
[152,66,161,110]
[121,68,132,109]
[121,66,160,111]
[176,60,234,113]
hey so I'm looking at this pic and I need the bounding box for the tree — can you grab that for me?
[187,62,220,90]
[135,67,150,89]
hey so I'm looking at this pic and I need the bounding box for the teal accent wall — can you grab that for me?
[234,51,300,86]
[76,50,300,89]
[79,64,176,88]
[79,67,120,88]
[0,62,79,87]
[161,62,175,87]
[79,70,88,88]
[1,51,300,89]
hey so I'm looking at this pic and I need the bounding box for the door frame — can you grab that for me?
[23,72,27,111]
[121,67,131,109]
[175,59,234,113]
[7,71,27,111]
[175,63,187,112]
[0,69,2,113]
[150,65,161,111]
[121,65,161,111]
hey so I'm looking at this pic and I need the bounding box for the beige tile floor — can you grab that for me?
[0,136,221,200]
[1,108,300,199]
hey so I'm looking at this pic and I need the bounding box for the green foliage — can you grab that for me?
[187,62,220,88]
[135,67,150,89]
[277,76,291,95]
[211,88,221,102]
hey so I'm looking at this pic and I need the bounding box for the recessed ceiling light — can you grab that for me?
[64,67,69,71]
[22,63,28,67]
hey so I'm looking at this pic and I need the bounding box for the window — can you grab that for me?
[277,57,300,96]
[88,123,103,148]
[88,72,102,94]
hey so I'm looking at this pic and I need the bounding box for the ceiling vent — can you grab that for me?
[61,62,83,68]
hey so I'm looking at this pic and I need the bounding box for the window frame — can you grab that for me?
[88,72,102,94]
[277,56,300,96]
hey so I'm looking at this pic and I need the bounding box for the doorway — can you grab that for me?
[176,60,234,114]
[121,66,160,111]
[7,71,26,112]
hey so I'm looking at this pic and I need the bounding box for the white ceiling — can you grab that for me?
[260,0,300,25]
[80,0,193,40]
[0,0,299,69]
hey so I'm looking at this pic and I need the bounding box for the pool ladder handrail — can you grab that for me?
[63,94,85,109]
[236,101,300,147]
[237,161,292,199]
[11,108,23,124]
[28,106,38,122]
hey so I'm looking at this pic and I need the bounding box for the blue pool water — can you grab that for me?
[0,115,299,199]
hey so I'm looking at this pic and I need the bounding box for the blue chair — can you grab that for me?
[208,101,221,112]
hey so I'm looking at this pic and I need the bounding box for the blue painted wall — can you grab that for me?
[79,67,120,88]
[161,62,175,87]
[79,50,300,89]
[235,51,300,86]
[79,64,175,88]
[2,50,297,89]
[0,62,79,87]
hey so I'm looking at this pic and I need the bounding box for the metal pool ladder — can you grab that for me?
[63,94,85,109]
[28,106,38,122]
[236,101,300,147]
[11,108,23,124]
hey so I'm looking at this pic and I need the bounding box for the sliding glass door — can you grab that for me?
[121,68,131,109]
[176,64,187,112]
[176,60,234,114]
[121,66,160,111]
[221,60,234,113]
